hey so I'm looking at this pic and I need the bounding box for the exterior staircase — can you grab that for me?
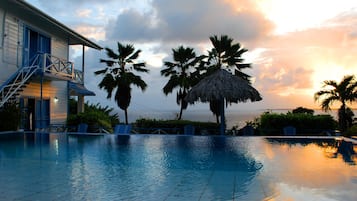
[0,53,79,108]
[0,55,41,108]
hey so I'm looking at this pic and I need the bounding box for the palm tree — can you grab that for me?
[206,35,251,80]
[95,42,149,124]
[161,46,203,120]
[314,75,357,132]
[205,35,252,123]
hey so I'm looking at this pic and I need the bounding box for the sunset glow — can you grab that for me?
[258,140,356,188]
[257,0,356,34]
[26,0,357,111]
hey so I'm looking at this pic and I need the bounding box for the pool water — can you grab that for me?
[0,133,356,201]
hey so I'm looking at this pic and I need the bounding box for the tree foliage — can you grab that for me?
[0,102,20,131]
[259,112,337,135]
[206,35,251,80]
[67,99,120,132]
[95,42,149,124]
[292,107,314,115]
[204,35,252,122]
[161,46,204,120]
[314,75,357,131]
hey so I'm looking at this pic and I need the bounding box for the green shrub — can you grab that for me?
[344,125,357,137]
[67,100,119,132]
[0,102,20,131]
[67,112,114,132]
[258,112,337,135]
[292,107,314,115]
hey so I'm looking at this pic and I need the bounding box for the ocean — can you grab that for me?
[120,108,348,129]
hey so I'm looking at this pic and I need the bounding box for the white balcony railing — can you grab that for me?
[39,53,83,84]
[0,53,85,107]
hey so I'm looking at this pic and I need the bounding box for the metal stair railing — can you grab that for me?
[0,53,82,107]
[0,54,41,107]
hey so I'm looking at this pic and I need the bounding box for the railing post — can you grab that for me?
[71,63,75,79]
[42,53,46,72]
[82,45,85,83]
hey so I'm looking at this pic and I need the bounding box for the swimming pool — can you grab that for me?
[0,133,356,201]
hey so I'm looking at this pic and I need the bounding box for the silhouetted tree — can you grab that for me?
[161,46,204,120]
[314,75,357,131]
[204,35,252,123]
[292,107,314,115]
[95,42,149,124]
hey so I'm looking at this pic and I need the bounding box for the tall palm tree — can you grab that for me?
[205,35,252,123]
[314,75,357,132]
[161,46,203,120]
[206,35,251,80]
[95,42,149,124]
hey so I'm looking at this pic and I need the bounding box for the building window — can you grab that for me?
[0,8,4,48]
[23,27,51,67]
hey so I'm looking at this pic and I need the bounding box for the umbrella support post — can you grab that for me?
[220,98,225,135]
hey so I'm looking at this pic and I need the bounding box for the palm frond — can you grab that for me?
[133,63,148,72]
[100,59,116,67]
[161,66,176,76]
[162,45,200,97]
[94,68,108,75]
[236,63,251,69]
[314,89,336,101]
[320,96,339,111]
[323,80,337,88]
[128,49,141,61]
[104,48,119,60]
[124,72,147,91]
[163,76,180,95]
[98,74,116,99]
[118,43,135,59]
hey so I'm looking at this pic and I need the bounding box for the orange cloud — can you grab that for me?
[75,24,105,41]
[246,14,357,109]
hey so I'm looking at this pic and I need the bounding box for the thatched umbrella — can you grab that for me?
[185,69,262,134]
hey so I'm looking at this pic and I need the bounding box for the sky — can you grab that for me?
[25,0,357,119]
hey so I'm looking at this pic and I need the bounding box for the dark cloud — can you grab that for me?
[106,0,273,44]
[106,10,158,42]
[32,0,117,10]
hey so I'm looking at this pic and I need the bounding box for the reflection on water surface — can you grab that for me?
[0,133,356,201]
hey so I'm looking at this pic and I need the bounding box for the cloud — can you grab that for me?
[106,0,273,43]
[106,9,158,42]
[33,0,117,10]
[26,0,357,113]
[86,1,357,111]
[74,24,106,41]
[249,12,357,102]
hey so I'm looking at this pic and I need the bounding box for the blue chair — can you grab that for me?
[184,125,195,135]
[77,123,88,133]
[114,124,132,134]
[283,126,296,136]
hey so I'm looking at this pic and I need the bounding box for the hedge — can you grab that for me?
[258,112,337,135]
[0,102,20,131]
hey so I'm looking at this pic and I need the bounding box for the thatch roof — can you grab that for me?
[185,69,262,103]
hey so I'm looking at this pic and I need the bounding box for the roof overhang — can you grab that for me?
[1,0,102,50]
[69,82,95,96]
